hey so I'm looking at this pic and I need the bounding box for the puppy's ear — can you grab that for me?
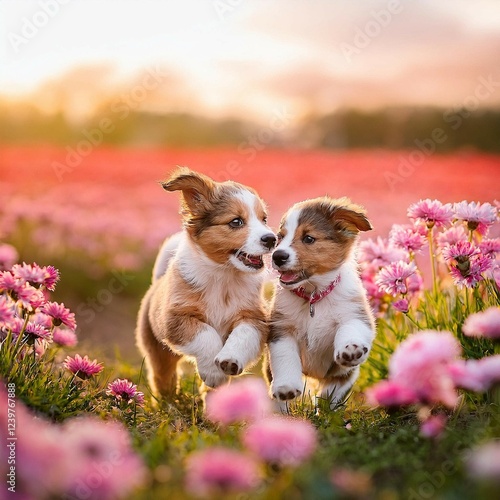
[161,167,215,213]
[328,198,373,235]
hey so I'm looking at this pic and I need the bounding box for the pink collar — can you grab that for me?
[290,274,341,317]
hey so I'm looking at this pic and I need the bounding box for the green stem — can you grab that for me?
[428,227,438,296]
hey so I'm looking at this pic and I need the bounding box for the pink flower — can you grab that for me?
[365,380,418,407]
[375,261,417,296]
[436,225,467,250]
[407,199,454,229]
[62,417,146,499]
[242,416,317,466]
[358,237,408,267]
[185,448,261,496]
[106,379,145,406]
[0,243,18,270]
[42,301,76,330]
[388,330,462,408]
[16,283,46,310]
[449,356,500,392]
[392,298,410,313]
[52,327,78,347]
[442,241,480,262]
[24,322,52,344]
[389,224,427,254]
[0,295,16,327]
[454,201,498,236]
[479,238,500,259]
[466,441,500,481]
[64,354,103,380]
[206,377,272,426]
[449,255,492,289]
[420,414,447,439]
[0,270,22,293]
[463,307,500,339]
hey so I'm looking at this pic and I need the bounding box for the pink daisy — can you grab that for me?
[0,295,16,327]
[388,330,461,408]
[24,322,52,344]
[449,356,500,393]
[206,377,272,426]
[242,416,317,467]
[0,271,22,294]
[463,307,500,339]
[43,266,60,291]
[479,238,500,259]
[185,448,261,496]
[420,414,447,439]
[389,224,427,254]
[392,298,410,313]
[436,225,467,250]
[64,354,103,380]
[12,263,48,288]
[16,283,45,310]
[375,261,417,296]
[52,327,78,347]
[407,199,454,229]
[106,379,145,406]
[365,380,418,407]
[42,302,76,330]
[454,201,498,236]
[449,255,492,289]
[358,237,408,267]
[442,241,480,263]
[0,243,18,270]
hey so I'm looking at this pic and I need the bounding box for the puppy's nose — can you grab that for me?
[272,249,290,267]
[261,233,277,250]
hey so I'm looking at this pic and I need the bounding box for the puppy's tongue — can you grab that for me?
[279,272,301,284]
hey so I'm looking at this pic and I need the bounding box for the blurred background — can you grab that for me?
[1,0,499,359]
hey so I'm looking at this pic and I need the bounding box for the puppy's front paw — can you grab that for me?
[335,343,369,367]
[198,367,228,388]
[215,356,243,376]
[271,382,302,401]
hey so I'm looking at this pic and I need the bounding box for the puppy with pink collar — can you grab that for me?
[268,196,376,409]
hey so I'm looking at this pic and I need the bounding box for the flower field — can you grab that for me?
[1,146,500,499]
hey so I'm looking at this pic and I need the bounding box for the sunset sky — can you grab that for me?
[1,0,500,124]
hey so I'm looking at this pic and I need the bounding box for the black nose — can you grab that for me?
[272,249,290,267]
[261,233,277,250]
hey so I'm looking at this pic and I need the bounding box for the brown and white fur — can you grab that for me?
[136,168,276,398]
[267,197,375,409]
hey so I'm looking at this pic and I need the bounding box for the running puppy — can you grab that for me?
[268,196,375,409]
[136,168,276,398]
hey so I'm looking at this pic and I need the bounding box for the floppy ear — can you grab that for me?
[161,167,215,214]
[328,198,373,235]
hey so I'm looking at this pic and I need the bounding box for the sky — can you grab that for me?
[1,0,500,124]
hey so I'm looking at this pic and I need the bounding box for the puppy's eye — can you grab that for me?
[229,218,244,228]
[303,235,315,244]
[262,216,268,224]
[276,233,283,242]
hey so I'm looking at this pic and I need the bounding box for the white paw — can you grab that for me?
[335,343,369,367]
[271,381,302,401]
[214,356,243,376]
[198,366,228,388]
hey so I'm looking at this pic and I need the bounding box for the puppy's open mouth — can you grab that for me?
[233,251,264,269]
[278,271,306,286]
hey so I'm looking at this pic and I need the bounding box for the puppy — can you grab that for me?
[136,168,276,398]
[267,196,375,409]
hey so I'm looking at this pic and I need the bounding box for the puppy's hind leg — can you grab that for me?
[136,291,181,399]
